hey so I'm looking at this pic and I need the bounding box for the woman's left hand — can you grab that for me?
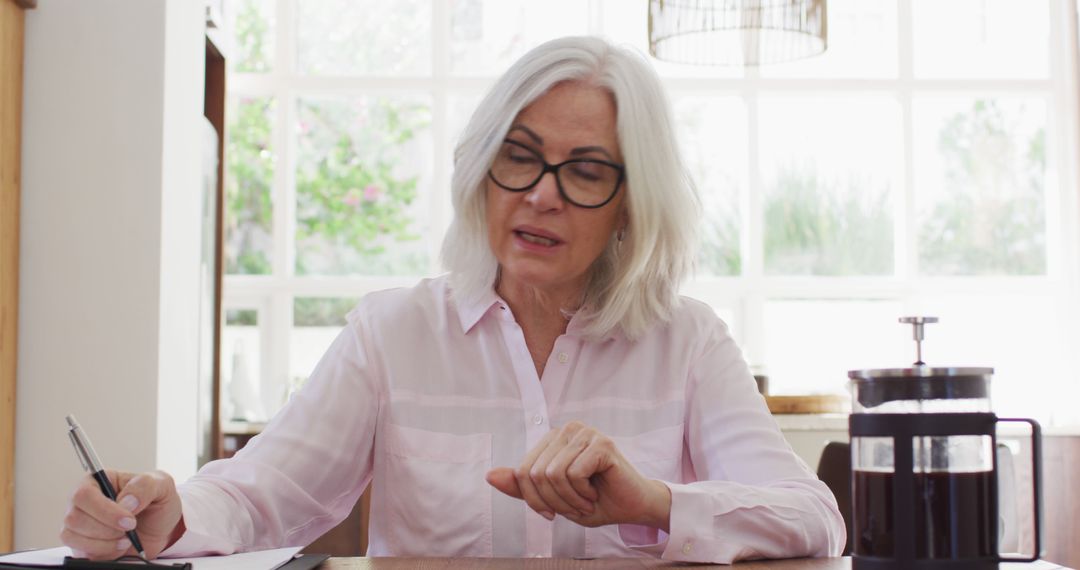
[485,421,671,531]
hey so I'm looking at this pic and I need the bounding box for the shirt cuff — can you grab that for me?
[158,520,236,558]
[655,481,723,563]
[157,487,241,558]
[616,523,668,556]
[616,480,715,561]
[157,522,197,558]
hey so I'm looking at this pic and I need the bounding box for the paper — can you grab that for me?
[0,546,302,570]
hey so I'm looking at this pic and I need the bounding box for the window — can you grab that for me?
[222,0,1080,426]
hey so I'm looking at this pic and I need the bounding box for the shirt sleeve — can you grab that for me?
[623,314,846,563]
[161,309,382,557]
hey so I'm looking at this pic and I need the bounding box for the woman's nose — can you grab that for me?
[524,171,565,211]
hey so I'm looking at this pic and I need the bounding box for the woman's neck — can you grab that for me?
[495,275,584,336]
[496,275,584,378]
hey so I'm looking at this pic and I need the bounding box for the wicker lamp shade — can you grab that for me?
[649,0,828,66]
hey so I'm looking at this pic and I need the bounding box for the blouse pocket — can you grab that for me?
[611,423,683,480]
[382,424,493,557]
[586,424,684,558]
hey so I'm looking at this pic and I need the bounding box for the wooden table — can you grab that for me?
[319,558,1071,569]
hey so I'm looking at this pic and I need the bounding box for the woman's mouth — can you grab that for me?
[515,230,560,247]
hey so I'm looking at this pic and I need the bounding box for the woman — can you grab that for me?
[61,36,844,563]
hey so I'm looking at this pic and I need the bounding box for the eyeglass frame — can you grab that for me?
[487,139,626,209]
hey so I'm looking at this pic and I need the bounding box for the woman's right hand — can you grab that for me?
[61,470,185,560]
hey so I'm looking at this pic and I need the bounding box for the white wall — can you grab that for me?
[156,0,206,477]
[16,0,204,549]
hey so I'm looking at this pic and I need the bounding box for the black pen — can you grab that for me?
[65,414,148,560]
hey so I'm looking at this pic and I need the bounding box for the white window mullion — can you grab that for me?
[430,0,451,275]
[277,0,297,282]
[269,87,296,417]
[273,0,289,78]
[265,289,292,418]
[226,74,278,94]
[898,0,917,299]
[895,90,913,283]
[269,95,290,281]
[659,77,1052,93]
[1049,0,1080,425]
[265,0,297,418]
[1043,90,1064,281]
[587,0,604,35]
[1057,0,1080,286]
[1045,0,1071,281]
[742,67,766,369]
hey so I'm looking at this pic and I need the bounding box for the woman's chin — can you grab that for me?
[499,264,584,295]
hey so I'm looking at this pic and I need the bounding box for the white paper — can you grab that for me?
[0,546,302,570]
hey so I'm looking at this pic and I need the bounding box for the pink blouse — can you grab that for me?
[163,276,845,563]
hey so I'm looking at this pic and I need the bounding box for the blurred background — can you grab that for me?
[216,0,1079,425]
[3,0,1079,561]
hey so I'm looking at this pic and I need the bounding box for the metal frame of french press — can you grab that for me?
[850,412,1042,569]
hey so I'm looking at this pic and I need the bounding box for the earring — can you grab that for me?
[616,228,626,242]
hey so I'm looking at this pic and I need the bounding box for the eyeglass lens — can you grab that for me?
[490,141,621,207]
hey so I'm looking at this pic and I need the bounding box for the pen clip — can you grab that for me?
[68,429,91,472]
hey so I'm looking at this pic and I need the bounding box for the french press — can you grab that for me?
[848,317,1043,569]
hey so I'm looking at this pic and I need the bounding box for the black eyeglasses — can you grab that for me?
[488,140,625,209]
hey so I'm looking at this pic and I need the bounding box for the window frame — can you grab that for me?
[222,0,1080,424]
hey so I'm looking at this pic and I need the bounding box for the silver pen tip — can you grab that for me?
[137,549,148,561]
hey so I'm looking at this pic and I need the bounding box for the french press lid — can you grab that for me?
[848,317,993,409]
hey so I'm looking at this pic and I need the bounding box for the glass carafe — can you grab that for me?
[848,317,1042,570]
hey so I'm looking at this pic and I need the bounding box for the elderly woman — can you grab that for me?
[61,36,844,563]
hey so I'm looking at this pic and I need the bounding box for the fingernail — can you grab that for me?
[119,517,136,531]
[116,538,131,551]
[119,496,138,511]
[540,510,555,521]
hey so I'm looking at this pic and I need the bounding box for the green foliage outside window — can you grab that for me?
[231,0,271,73]
[698,212,742,275]
[225,97,275,275]
[764,166,893,275]
[225,309,258,326]
[294,99,432,275]
[294,297,360,327]
[224,0,274,275]
[919,100,1046,275]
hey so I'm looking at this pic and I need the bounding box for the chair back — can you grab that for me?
[816,441,852,555]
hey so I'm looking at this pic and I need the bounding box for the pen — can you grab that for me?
[65,414,148,560]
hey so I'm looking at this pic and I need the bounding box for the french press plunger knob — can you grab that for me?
[899,316,937,366]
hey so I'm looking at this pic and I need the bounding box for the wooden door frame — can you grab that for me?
[1,0,32,553]
[204,30,226,463]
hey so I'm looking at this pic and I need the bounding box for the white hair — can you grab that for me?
[440,36,700,341]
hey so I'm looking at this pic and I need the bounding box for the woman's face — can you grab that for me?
[485,81,626,297]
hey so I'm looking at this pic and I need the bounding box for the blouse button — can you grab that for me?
[557,352,568,363]
[682,541,693,554]
[532,414,544,425]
